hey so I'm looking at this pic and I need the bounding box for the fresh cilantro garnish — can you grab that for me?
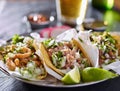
[78,37,83,43]
[43,39,58,48]
[12,34,24,44]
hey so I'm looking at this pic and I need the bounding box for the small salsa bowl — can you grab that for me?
[27,13,54,30]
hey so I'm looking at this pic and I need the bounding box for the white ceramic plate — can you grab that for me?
[0,31,119,88]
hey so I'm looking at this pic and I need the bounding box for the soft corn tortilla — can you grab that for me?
[73,31,99,68]
[101,33,120,74]
[38,43,65,76]
[36,39,95,77]
[72,39,92,66]
[33,40,64,77]
[111,34,120,56]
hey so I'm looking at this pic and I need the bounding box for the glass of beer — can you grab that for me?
[56,0,88,26]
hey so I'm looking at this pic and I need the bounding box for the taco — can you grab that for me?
[111,33,120,56]
[0,34,47,80]
[35,29,99,80]
[90,32,120,67]
[73,30,99,68]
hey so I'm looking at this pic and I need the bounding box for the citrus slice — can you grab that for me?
[61,66,80,85]
[81,67,118,82]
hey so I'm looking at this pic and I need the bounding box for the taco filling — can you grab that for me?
[0,34,47,80]
[90,32,119,67]
[42,38,91,73]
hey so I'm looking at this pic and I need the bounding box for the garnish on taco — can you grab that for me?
[0,34,47,80]
[90,32,120,67]
[35,29,98,79]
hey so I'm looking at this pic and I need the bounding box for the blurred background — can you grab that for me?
[0,0,56,39]
[0,0,120,40]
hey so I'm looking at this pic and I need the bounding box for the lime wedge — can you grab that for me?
[81,67,118,82]
[61,66,80,84]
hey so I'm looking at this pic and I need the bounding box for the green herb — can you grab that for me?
[82,59,89,68]
[78,37,83,43]
[104,59,115,65]
[52,51,63,61]
[80,52,83,57]
[12,34,24,44]
[56,51,63,58]
[0,47,4,51]
[52,51,64,68]
[43,39,58,48]
[3,55,8,63]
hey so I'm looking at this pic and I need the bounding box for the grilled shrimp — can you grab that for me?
[15,47,32,59]
[6,58,16,71]
[14,58,20,67]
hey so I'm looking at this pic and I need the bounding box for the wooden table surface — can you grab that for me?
[0,0,120,91]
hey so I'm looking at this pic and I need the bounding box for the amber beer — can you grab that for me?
[58,0,88,26]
